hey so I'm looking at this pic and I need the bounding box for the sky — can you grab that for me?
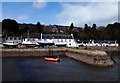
[1,0,120,27]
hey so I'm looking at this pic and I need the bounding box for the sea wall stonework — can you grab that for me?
[1,48,66,57]
[66,51,115,67]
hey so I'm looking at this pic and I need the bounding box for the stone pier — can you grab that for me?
[66,48,116,67]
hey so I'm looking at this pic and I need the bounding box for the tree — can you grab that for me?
[84,24,91,39]
[105,22,120,44]
[69,23,74,30]
[69,23,74,34]
[92,23,97,29]
[36,22,43,38]
[97,26,106,40]
[84,24,89,33]
[84,24,88,28]
[91,23,98,39]
[2,19,19,35]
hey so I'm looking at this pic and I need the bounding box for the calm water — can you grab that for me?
[2,56,119,81]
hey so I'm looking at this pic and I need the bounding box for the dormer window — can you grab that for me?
[10,37,12,40]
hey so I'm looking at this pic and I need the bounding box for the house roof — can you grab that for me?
[42,34,73,39]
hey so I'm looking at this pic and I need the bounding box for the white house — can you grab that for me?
[39,33,78,47]
[77,40,119,47]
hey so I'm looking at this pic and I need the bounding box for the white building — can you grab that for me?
[39,33,78,47]
[77,40,119,47]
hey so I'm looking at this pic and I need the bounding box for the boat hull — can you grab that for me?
[37,42,54,46]
[44,58,60,62]
[3,44,18,48]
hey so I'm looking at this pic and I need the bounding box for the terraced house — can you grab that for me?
[40,34,78,47]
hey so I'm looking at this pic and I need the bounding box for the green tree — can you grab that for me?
[105,22,120,44]
[2,19,19,35]
[92,23,96,30]
[69,23,74,30]
[36,22,43,38]
[91,23,98,39]
[84,24,91,39]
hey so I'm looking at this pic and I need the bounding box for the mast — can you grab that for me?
[27,30,30,38]
[41,33,42,39]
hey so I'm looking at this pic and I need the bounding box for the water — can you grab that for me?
[2,56,119,81]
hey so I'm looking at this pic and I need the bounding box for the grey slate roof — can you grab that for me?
[42,34,73,39]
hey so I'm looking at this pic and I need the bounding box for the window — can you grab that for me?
[14,38,17,40]
[27,39,29,41]
[10,37,12,40]
[32,39,35,41]
[8,37,10,40]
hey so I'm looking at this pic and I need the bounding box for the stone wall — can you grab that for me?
[1,48,66,58]
[66,48,116,67]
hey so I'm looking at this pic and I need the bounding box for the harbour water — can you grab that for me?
[2,55,119,82]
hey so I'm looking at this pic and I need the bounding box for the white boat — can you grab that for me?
[37,40,54,46]
[22,38,39,47]
[3,41,19,47]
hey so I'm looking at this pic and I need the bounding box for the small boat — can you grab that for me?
[22,38,38,47]
[37,41,54,46]
[44,57,60,62]
[3,41,19,47]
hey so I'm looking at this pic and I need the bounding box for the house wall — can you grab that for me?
[77,40,119,47]
[41,39,78,47]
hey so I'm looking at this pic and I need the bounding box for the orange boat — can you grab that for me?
[44,57,60,62]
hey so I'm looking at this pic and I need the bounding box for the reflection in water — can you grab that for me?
[2,56,119,81]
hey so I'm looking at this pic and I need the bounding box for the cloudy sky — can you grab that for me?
[1,0,119,27]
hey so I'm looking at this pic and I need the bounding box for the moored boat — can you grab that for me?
[44,57,60,62]
[37,41,54,46]
[22,38,39,47]
[3,41,19,47]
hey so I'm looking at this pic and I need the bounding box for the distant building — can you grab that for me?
[77,40,119,47]
[40,34,78,47]
[52,26,59,33]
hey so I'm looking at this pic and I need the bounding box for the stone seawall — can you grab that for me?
[1,48,116,67]
[1,48,66,58]
[66,48,116,67]
[82,46,120,52]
